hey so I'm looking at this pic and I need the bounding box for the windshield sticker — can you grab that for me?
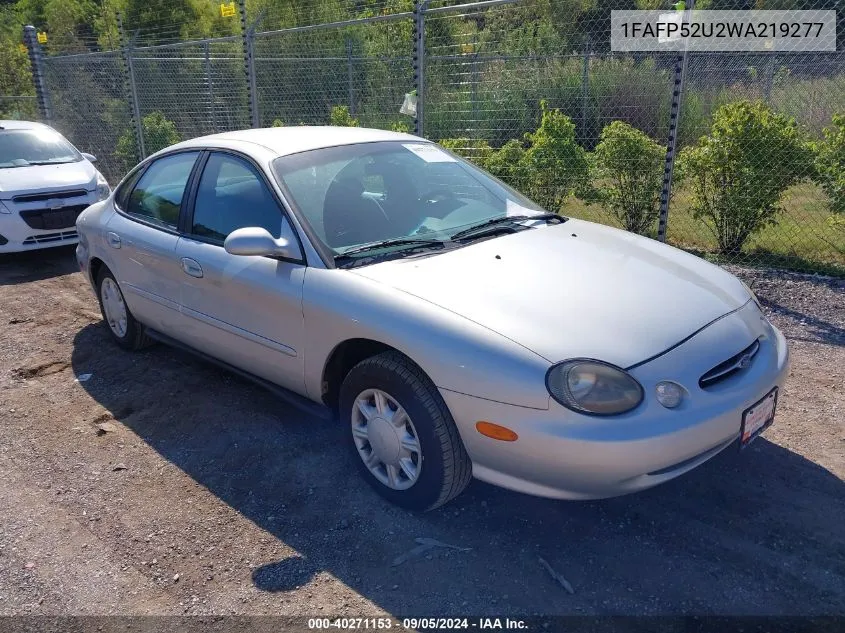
[506,199,542,217]
[403,143,456,163]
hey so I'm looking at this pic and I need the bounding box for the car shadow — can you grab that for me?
[70,322,845,616]
[760,297,845,347]
[0,245,79,286]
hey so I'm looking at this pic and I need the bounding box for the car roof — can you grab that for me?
[0,120,52,131]
[167,125,426,157]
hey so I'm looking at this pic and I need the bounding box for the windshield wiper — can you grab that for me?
[25,160,75,166]
[335,237,448,259]
[450,212,564,241]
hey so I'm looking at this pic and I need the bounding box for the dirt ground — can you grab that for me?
[0,246,843,618]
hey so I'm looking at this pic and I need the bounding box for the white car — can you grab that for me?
[0,120,110,253]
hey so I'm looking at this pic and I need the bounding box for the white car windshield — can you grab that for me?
[0,128,81,168]
[272,141,549,258]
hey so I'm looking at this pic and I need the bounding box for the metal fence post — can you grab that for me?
[471,52,479,134]
[204,41,218,132]
[413,0,428,137]
[581,38,591,144]
[22,25,52,123]
[239,0,260,128]
[763,52,776,102]
[118,14,145,160]
[346,36,356,115]
[656,0,695,244]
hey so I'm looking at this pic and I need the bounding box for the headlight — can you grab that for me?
[0,200,11,214]
[546,359,644,416]
[95,171,111,201]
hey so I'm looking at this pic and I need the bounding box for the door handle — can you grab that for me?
[107,232,121,249]
[180,257,203,278]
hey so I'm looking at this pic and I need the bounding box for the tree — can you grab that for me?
[121,0,199,42]
[14,0,99,52]
[0,4,35,119]
[678,100,813,255]
[591,120,664,235]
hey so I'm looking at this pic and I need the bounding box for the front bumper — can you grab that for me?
[441,301,790,500]
[0,204,89,253]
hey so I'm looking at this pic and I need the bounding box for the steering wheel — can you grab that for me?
[367,194,391,222]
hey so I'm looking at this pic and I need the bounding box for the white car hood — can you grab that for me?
[351,219,751,368]
[0,161,96,198]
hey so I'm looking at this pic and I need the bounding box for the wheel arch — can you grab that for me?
[89,256,107,286]
[322,338,413,412]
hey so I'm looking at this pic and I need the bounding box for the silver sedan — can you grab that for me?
[75,126,789,510]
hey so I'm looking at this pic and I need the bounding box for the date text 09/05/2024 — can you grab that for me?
[307,618,529,630]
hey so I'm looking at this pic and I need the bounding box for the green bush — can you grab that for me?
[437,138,494,168]
[485,139,530,193]
[522,100,589,212]
[591,121,665,235]
[437,138,531,192]
[115,111,181,169]
[678,100,812,255]
[390,120,411,134]
[814,114,845,216]
[329,105,359,127]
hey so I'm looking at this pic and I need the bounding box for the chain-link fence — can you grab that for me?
[19,0,845,275]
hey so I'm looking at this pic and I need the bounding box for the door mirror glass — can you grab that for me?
[81,152,97,163]
[224,227,301,260]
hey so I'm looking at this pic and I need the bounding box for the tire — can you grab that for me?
[96,267,152,351]
[340,351,472,511]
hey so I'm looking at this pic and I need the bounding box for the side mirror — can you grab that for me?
[81,152,97,163]
[224,227,302,260]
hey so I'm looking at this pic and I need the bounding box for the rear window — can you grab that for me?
[0,128,81,168]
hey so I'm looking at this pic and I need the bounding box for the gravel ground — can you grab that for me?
[0,246,843,617]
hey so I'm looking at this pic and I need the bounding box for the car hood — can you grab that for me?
[0,161,96,198]
[350,219,751,368]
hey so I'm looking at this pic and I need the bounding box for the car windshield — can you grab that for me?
[272,141,549,259]
[0,128,81,168]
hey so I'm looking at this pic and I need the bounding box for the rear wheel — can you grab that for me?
[96,268,152,351]
[340,351,472,510]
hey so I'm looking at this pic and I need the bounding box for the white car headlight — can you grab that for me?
[95,171,111,201]
[546,359,644,416]
[0,200,11,214]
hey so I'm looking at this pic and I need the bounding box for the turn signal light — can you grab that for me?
[476,421,518,442]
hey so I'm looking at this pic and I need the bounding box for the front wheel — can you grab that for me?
[339,351,472,510]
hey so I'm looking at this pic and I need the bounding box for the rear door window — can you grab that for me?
[125,152,200,229]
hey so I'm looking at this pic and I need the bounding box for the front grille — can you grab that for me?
[19,205,87,230]
[699,339,761,389]
[23,230,78,245]
[13,189,88,204]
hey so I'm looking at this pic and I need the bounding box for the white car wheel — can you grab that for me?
[100,277,128,338]
[340,351,472,510]
[95,268,152,351]
[352,388,422,490]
